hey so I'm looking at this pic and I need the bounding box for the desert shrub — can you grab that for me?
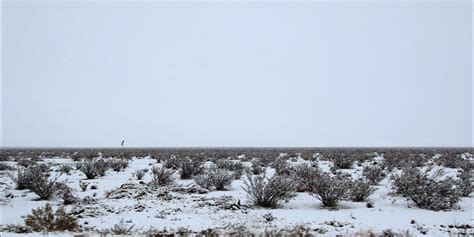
[251,158,265,175]
[150,166,175,186]
[436,153,464,168]
[331,155,353,170]
[134,169,146,180]
[26,166,62,200]
[17,159,37,168]
[0,162,14,171]
[216,160,244,180]
[243,173,296,208]
[362,165,386,185]
[8,168,31,190]
[164,156,181,170]
[457,168,472,197]
[193,174,213,189]
[381,152,407,171]
[290,163,320,192]
[179,157,203,179]
[310,173,351,208]
[25,203,77,232]
[56,183,79,205]
[78,159,109,179]
[391,166,460,210]
[78,160,99,179]
[349,179,376,202]
[110,158,129,172]
[110,219,134,235]
[2,224,32,233]
[58,164,73,174]
[271,156,290,175]
[194,168,233,191]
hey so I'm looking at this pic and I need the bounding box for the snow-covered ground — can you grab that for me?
[0,156,472,236]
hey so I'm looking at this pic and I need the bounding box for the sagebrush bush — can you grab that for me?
[391,166,460,210]
[310,173,351,208]
[243,173,296,208]
[349,179,376,202]
[457,167,472,197]
[58,164,73,174]
[134,169,146,180]
[8,168,31,190]
[56,183,79,205]
[216,160,244,180]
[78,160,100,179]
[164,156,181,170]
[290,163,320,192]
[331,156,353,170]
[251,158,264,175]
[271,156,290,175]
[26,166,62,200]
[362,165,386,185]
[25,203,77,232]
[178,157,203,179]
[194,168,233,190]
[0,162,14,171]
[110,158,129,172]
[78,159,110,179]
[150,166,175,186]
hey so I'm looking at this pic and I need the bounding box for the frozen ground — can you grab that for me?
[0,156,473,236]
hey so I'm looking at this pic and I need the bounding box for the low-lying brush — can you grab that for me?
[309,173,351,208]
[24,203,77,232]
[150,166,175,186]
[194,168,233,190]
[243,173,296,208]
[362,165,386,185]
[349,179,376,202]
[391,166,460,210]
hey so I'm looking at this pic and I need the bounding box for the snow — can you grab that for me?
[1,156,473,236]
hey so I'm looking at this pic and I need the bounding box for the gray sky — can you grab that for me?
[2,0,472,148]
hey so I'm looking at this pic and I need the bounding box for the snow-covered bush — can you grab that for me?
[290,163,320,192]
[457,167,472,197]
[436,153,464,168]
[271,156,290,175]
[362,165,385,185]
[24,203,77,232]
[56,183,79,205]
[164,156,181,170]
[178,157,203,179]
[150,166,175,186]
[216,160,244,180]
[331,156,353,170]
[251,158,265,175]
[0,162,14,171]
[243,173,296,208]
[78,160,101,179]
[391,167,460,210]
[8,168,31,190]
[133,169,146,180]
[26,165,62,200]
[349,179,376,202]
[194,168,234,191]
[110,158,129,172]
[58,164,73,174]
[310,173,351,208]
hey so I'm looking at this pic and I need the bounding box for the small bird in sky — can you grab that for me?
[121,140,125,147]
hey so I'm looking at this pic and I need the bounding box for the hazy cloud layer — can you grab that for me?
[2,0,472,147]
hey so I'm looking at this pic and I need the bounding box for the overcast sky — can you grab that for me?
[2,0,472,148]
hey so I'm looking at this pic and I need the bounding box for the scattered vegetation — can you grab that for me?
[24,203,78,232]
[391,166,460,210]
[310,173,351,208]
[243,173,296,208]
[349,179,376,202]
[150,166,175,186]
